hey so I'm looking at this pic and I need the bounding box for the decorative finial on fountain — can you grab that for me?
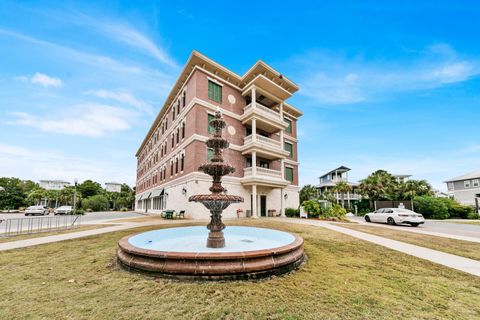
[188,110,243,248]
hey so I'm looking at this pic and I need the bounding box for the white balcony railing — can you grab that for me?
[244,102,282,122]
[244,134,282,149]
[244,167,283,179]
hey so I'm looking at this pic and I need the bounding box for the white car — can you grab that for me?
[364,208,425,227]
[25,206,49,216]
[54,205,73,215]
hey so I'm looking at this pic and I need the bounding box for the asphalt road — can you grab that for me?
[349,216,480,239]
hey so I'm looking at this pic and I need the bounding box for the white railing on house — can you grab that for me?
[244,167,283,179]
[244,102,282,122]
[244,134,282,149]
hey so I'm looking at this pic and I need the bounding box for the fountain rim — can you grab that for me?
[118,226,304,260]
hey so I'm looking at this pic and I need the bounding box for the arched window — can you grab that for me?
[181,122,185,139]
[181,153,185,171]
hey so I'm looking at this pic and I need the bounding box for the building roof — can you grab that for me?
[444,170,480,183]
[105,182,122,185]
[39,180,70,184]
[393,174,412,178]
[136,50,302,156]
[318,166,351,179]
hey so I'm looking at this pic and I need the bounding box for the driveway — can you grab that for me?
[349,216,480,239]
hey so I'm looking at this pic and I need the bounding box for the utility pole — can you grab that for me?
[73,178,78,212]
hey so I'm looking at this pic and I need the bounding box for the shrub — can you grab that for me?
[356,199,371,215]
[301,200,321,218]
[413,196,449,219]
[73,208,85,215]
[81,195,110,212]
[321,204,347,219]
[467,211,480,219]
[285,207,299,217]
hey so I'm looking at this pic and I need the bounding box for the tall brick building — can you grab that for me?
[135,51,302,219]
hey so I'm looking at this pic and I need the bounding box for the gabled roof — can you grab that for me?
[318,166,351,178]
[444,170,480,183]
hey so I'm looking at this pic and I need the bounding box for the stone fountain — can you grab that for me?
[117,111,305,280]
[188,110,243,248]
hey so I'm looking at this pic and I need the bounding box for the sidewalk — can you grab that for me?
[273,218,480,277]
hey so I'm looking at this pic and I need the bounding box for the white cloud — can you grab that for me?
[84,89,153,114]
[293,44,480,105]
[10,104,138,137]
[15,72,63,88]
[31,72,63,87]
[100,23,177,68]
[0,143,135,186]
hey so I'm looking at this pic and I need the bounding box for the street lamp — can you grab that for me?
[73,178,78,212]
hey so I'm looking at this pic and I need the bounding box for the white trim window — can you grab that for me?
[447,182,454,191]
[464,180,471,188]
[473,179,479,188]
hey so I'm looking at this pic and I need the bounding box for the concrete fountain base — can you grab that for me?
[117,226,305,280]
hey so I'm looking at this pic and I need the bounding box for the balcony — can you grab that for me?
[242,167,289,187]
[240,102,288,133]
[240,134,290,160]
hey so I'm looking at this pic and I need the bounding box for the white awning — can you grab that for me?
[151,188,164,198]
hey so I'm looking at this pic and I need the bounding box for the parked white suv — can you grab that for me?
[364,208,425,227]
[25,206,49,216]
[54,205,73,215]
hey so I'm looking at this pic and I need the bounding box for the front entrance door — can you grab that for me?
[260,195,267,217]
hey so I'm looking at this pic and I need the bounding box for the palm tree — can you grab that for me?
[300,184,318,203]
[332,181,352,208]
[358,170,396,208]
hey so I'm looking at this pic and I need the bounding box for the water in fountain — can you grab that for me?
[188,110,243,248]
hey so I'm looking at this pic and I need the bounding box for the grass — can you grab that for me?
[0,224,110,243]
[1,220,480,319]
[340,223,480,261]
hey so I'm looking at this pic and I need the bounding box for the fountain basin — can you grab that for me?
[117,226,305,280]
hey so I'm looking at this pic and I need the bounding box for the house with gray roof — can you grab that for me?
[316,166,361,208]
[444,170,480,207]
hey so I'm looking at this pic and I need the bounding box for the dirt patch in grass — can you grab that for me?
[0,224,111,243]
[1,220,480,319]
[341,223,480,261]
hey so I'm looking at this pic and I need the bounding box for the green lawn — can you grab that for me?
[1,220,479,319]
[0,224,110,243]
[340,223,480,261]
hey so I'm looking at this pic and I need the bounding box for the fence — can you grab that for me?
[374,200,414,211]
[0,215,82,237]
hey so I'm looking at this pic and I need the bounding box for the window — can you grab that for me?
[181,154,185,171]
[176,128,180,144]
[181,122,185,139]
[208,114,215,134]
[177,100,180,115]
[246,157,252,168]
[208,80,222,102]
[285,118,292,133]
[285,167,294,182]
[172,107,176,121]
[170,161,174,176]
[259,161,269,168]
[246,127,252,136]
[182,91,186,107]
[447,182,454,190]
[473,179,479,188]
[207,148,214,162]
[171,133,174,147]
[284,142,293,157]
[175,158,179,174]
[465,180,471,188]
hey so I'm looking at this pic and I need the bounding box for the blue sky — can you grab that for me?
[1,1,479,190]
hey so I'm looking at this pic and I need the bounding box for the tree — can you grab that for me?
[26,188,47,206]
[300,185,317,203]
[332,181,352,208]
[82,195,110,212]
[358,170,397,208]
[77,180,102,198]
[0,177,29,210]
[301,200,321,217]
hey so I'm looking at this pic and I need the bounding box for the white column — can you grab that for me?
[252,151,257,175]
[279,101,284,118]
[252,87,256,108]
[252,117,257,142]
[252,184,258,218]
[281,159,285,180]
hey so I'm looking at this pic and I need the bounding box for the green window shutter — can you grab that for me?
[285,167,294,182]
[208,114,215,134]
[284,142,293,157]
[285,119,292,133]
[208,80,222,102]
[207,148,214,162]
